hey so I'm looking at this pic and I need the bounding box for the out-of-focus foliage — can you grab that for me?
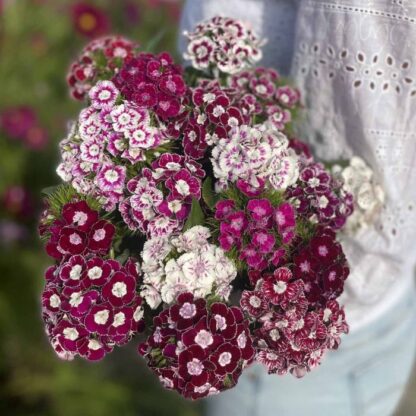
[0,1,201,415]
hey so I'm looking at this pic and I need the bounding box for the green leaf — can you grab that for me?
[202,177,219,210]
[183,198,205,231]
[41,185,60,196]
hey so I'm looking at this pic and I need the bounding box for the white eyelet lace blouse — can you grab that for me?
[179,0,416,332]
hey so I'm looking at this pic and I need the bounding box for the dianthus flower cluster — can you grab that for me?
[57,80,168,210]
[41,201,144,361]
[240,226,349,376]
[38,15,365,400]
[140,226,237,309]
[215,198,296,270]
[211,124,299,192]
[229,68,300,132]
[112,51,187,121]
[139,293,255,399]
[287,161,354,231]
[120,154,205,237]
[67,36,139,100]
[184,16,264,74]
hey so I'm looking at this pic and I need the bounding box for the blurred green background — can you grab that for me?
[0,1,202,415]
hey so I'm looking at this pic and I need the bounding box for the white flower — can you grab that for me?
[141,285,162,310]
[140,226,237,309]
[333,156,385,233]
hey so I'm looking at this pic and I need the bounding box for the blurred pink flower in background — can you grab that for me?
[0,106,48,150]
[146,0,181,21]
[2,186,34,218]
[71,2,111,38]
[123,1,141,25]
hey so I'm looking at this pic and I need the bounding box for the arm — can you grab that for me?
[291,1,416,331]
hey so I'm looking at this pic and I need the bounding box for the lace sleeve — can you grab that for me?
[292,0,416,330]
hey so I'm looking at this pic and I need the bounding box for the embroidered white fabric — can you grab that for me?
[179,0,416,332]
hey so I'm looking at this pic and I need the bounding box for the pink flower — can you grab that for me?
[266,104,291,130]
[252,231,275,253]
[239,245,264,269]
[96,163,126,193]
[89,80,119,109]
[247,199,273,221]
[275,86,300,108]
[215,200,235,220]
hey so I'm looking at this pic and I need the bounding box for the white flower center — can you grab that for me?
[49,294,61,308]
[266,352,278,361]
[112,282,127,298]
[69,264,83,280]
[308,177,320,187]
[73,211,88,226]
[104,169,119,183]
[270,328,281,341]
[113,312,126,327]
[187,358,204,376]
[88,266,103,280]
[213,105,225,117]
[318,245,329,257]
[88,339,101,350]
[69,233,82,245]
[175,179,190,196]
[293,319,305,331]
[218,352,232,367]
[195,330,214,348]
[168,199,182,213]
[63,327,79,341]
[237,332,247,349]
[94,309,110,325]
[273,281,287,294]
[249,296,261,308]
[98,90,111,100]
[93,229,105,241]
[179,302,196,319]
[69,292,83,307]
[214,314,227,331]
[318,195,329,208]
[256,84,267,94]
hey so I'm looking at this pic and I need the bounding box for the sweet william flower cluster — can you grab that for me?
[39,17,382,400]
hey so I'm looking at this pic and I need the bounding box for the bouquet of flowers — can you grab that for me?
[39,16,359,399]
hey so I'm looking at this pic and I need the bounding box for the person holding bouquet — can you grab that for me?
[179,1,416,415]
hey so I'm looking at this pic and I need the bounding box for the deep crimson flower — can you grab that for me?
[71,3,110,38]
[41,256,144,362]
[0,106,36,139]
[42,201,115,260]
[139,293,254,400]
